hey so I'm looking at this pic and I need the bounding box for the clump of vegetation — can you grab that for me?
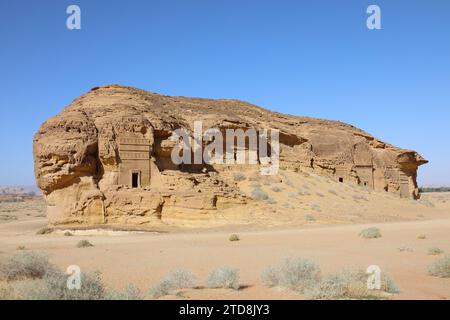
[64,231,74,237]
[149,270,196,298]
[16,245,26,251]
[0,251,143,300]
[428,255,450,278]
[359,227,382,239]
[233,172,246,182]
[417,234,427,240]
[106,284,143,300]
[310,203,321,212]
[260,266,280,288]
[305,214,316,222]
[148,279,172,299]
[271,186,281,192]
[428,247,444,256]
[0,251,56,281]
[229,234,240,242]
[20,269,106,300]
[207,266,240,290]
[251,186,269,201]
[305,269,399,299]
[76,240,93,248]
[260,257,320,293]
[36,227,52,235]
[261,258,400,299]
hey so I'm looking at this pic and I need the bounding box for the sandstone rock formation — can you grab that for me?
[33,85,427,227]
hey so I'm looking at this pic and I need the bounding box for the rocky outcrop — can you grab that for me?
[33,85,427,227]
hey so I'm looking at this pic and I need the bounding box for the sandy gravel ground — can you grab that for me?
[1,193,450,300]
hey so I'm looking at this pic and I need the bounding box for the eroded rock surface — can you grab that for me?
[33,85,427,227]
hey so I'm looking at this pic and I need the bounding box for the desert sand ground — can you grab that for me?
[1,189,450,300]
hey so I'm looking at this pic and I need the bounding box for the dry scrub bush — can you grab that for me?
[0,252,56,281]
[149,270,196,298]
[77,240,93,248]
[36,227,52,235]
[207,266,240,290]
[19,269,106,300]
[251,187,269,201]
[304,270,399,299]
[428,247,444,256]
[106,284,143,300]
[0,251,141,300]
[261,258,399,299]
[260,257,320,293]
[428,255,450,278]
[359,227,382,239]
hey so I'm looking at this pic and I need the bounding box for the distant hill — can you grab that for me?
[420,187,450,193]
[0,185,41,197]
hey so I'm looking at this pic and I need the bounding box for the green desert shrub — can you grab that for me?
[207,266,240,290]
[359,227,382,239]
[229,234,240,242]
[64,231,74,237]
[428,255,450,278]
[271,186,281,192]
[149,270,196,298]
[77,240,93,248]
[251,187,269,201]
[428,247,444,256]
[305,214,316,222]
[417,234,427,240]
[0,251,56,281]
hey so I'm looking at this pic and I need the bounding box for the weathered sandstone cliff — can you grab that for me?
[33,85,427,227]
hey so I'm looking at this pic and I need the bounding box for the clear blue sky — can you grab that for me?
[0,0,449,186]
